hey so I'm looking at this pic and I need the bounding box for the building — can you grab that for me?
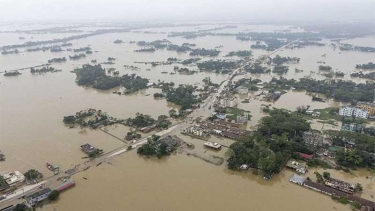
[236,112,249,124]
[2,171,25,187]
[302,131,323,147]
[296,152,313,160]
[357,102,375,115]
[80,144,98,155]
[27,188,51,205]
[286,161,307,174]
[339,106,369,119]
[219,97,238,108]
[183,125,208,137]
[204,142,221,150]
[341,123,363,132]
[236,86,249,95]
[289,174,307,185]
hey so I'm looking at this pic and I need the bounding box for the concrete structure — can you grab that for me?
[341,123,363,132]
[236,112,249,124]
[184,125,207,137]
[289,174,306,185]
[286,161,307,174]
[219,97,238,108]
[2,171,25,187]
[204,142,221,150]
[236,86,249,95]
[302,131,323,147]
[339,106,369,119]
[357,102,375,115]
[27,188,51,205]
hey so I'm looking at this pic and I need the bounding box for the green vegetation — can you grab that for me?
[197,60,237,74]
[272,65,289,74]
[113,39,123,44]
[48,57,66,63]
[271,55,300,65]
[350,71,375,80]
[24,169,43,180]
[244,62,271,74]
[48,190,60,201]
[13,204,29,211]
[189,48,220,56]
[175,67,197,75]
[167,44,191,52]
[338,43,375,52]
[356,62,375,69]
[63,109,124,129]
[69,53,86,60]
[307,159,333,169]
[137,136,168,159]
[134,48,156,52]
[73,47,91,52]
[166,85,199,110]
[227,109,311,173]
[181,58,201,65]
[74,64,149,92]
[220,107,251,122]
[234,78,262,91]
[250,41,267,49]
[4,71,22,76]
[153,93,165,98]
[226,50,252,57]
[126,113,156,128]
[30,66,58,74]
[318,65,332,71]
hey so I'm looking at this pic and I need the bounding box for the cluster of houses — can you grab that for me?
[198,120,250,140]
[339,106,369,119]
[289,174,375,210]
[302,131,337,148]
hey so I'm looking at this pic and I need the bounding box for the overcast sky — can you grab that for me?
[0,0,374,22]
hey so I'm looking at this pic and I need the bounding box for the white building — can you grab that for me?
[219,98,238,108]
[236,112,250,124]
[339,106,369,119]
[236,86,249,95]
[2,171,26,186]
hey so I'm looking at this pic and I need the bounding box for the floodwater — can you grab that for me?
[1,23,374,210]
[41,151,351,211]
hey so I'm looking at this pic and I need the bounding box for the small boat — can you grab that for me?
[46,163,54,171]
[96,162,102,167]
[83,177,88,180]
[145,94,150,96]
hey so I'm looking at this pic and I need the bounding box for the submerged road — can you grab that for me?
[0,39,299,208]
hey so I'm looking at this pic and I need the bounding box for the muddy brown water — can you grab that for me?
[1,23,374,210]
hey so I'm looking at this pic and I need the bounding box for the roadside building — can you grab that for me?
[52,179,75,192]
[339,106,369,119]
[27,188,51,206]
[289,174,306,185]
[296,152,313,160]
[357,102,375,115]
[2,171,25,187]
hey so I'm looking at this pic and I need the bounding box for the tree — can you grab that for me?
[48,190,60,201]
[323,171,331,179]
[24,169,42,180]
[354,183,363,192]
[169,109,177,118]
[13,204,27,211]
[314,172,324,183]
[0,153,5,161]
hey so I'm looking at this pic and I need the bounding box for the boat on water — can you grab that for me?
[46,163,54,171]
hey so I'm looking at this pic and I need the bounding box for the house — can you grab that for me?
[297,152,313,160]
[27,188,51,205]
[2,171,25,187]
[236,113,249,124]
[312,111,321,117]
[236,86,248,95]
[302,131,323,147]
[286,161,307,174]
[341,123,363,132]
[289,174,306,185]
[339,106,369,119]
[357,102,375,115]
[219,97,238,108]
[305,110,314,115]
[80,144,98,155]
